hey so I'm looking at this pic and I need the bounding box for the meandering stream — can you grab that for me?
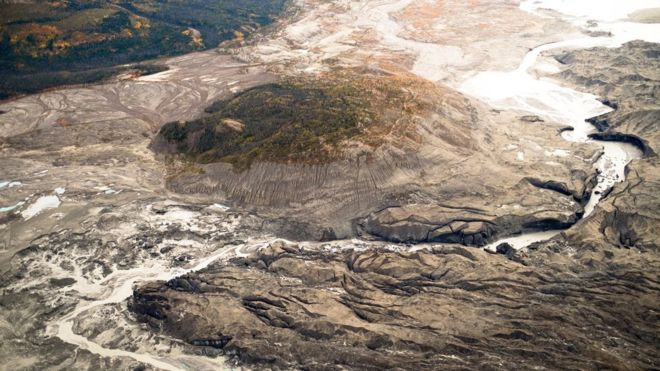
[463,1,659,249]
[50,242,261,371]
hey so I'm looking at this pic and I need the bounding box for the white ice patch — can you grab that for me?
[137,68,176,82]
[54,187,66,195]
[94,186,118,194]
[584,141,642,215]
[544,149,570,157]
[21,195,61,220]
[516,151,525,161]
[210,203,230,211]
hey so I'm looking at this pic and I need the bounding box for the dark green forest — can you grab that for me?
[0,0,288,99]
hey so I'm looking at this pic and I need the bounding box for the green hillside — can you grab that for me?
[0,0,288,99]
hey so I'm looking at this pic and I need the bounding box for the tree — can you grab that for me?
[0,32,11,54]
[26,34,37,44]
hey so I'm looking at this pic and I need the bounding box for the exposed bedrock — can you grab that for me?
[130,240,660,370]
[585,108,658,158]
[358,204,579,246]
[553,41,660,251]
[563,157,660,252]
[525,177,573,196]
[525,173,598,205]
[589,131,655,158]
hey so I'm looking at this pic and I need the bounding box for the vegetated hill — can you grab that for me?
[151,71,429,171]
[0,0,288,99]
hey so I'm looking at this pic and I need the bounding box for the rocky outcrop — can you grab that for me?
[357,204,579,246]
[525,177,573,196]
[555,41,660,251]
[130,240,660,370]
[588,131,655,158]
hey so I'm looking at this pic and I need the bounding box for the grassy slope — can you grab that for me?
[154,73,427,171]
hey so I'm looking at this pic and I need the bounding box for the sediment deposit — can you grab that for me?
[0,1,658,370]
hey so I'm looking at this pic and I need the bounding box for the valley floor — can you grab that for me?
[0,1,658,370]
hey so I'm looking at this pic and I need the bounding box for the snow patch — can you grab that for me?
[21,196,61,220]
[94,186,118,195]
[544,149,570,157]
[210,203,230,211]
